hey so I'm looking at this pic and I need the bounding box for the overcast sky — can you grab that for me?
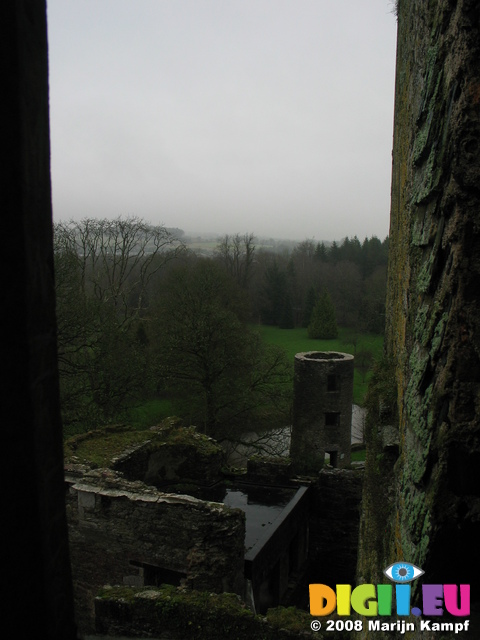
[47,0,398,242]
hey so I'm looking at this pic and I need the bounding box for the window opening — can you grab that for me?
[325,412,340,427]
[327,374,338,392]
[130,560,186,587]
[327,451,338,468]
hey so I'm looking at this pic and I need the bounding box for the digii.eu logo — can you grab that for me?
[308,561,470,635]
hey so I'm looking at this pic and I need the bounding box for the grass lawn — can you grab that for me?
[127,398,175,430]
[93,327,381,434]
[255,324,383,406]
[351,448,366,462]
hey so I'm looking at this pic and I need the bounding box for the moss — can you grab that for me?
[363,5,480,637]
[402,482,427,543]
[96,585,318,639]
[98,583,253,619]
[159,424,221,457]
[64,426,154,467]
[417,510,432,567]
[398,504,431,578]
[415,244,436,292]
[429,311,448,359]
[97,585,139,603]
[365,356,398,416]
[64,420,222,468]
[266,606,315,633]
[412,118,432,166]
[413,301,432,346]
[404,345,433,450]
[357,356,399,583]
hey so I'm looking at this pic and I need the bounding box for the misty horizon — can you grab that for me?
[47,1,397,242]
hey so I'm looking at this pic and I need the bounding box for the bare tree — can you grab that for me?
[54,216,184,327]
[215,232,256,289]
[153,260,291,439]
[221,425,292,466]
[54,216,184,428]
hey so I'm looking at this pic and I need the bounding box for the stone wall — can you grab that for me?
[245,485,310,614]
[66,468,245,634]
[358,0,480,637]
[111,424,224,491]
[290,352,354,471]
[94,585,318,639]
[308,469,363,590]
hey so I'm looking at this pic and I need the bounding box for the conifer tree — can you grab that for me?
[279,291,295,329]
[302,285,317,328]
[308,289,338,339]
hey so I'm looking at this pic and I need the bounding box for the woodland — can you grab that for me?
[54,216,388,440]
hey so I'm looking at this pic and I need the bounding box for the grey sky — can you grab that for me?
[47,0,397,242]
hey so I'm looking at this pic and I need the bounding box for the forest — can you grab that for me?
[54,216,388,441]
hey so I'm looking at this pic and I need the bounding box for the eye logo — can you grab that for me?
[310,561,470,619]
[384,561,424,583]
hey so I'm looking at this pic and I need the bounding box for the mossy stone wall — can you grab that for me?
[359,0,480,637]
[94,585,335,639]
[309,469,363,590]
[66,470,245,634]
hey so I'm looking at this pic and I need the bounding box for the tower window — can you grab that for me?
[327,375,338,392]
[325,412,340,427]
[327,451,338,467]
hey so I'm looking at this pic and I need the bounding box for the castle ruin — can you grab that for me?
[290,351,354,472]
[4,1,480,638]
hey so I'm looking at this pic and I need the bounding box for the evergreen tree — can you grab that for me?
[261,260,287,325]
[279,291,295,329]
[328,240,340,264]
[308,290,338,339]
[314,242,328,261]
[302,285,317,328]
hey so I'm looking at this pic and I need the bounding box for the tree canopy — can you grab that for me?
[153,260,291,438]
[53,222,387,438]
[307,290,338,339]
[54,216,183,429]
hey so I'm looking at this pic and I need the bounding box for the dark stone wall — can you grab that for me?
[290,352,354,471]
[308,469,363,590]
[94,585,318,639]
[359,0,480,636]
[66,469,246,634]
[2,2,76,638]
[245,485,310,614]
[111,425,224,489]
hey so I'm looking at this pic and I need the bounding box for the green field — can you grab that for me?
[255,325,383,406]
[127,398,175,430]
[103,327,382,433]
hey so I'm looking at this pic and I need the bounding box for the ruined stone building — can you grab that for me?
[4,1,480,638]
[63,424,313,631]
[61,347,358,634]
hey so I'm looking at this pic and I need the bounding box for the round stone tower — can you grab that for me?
[290,351,354,472]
